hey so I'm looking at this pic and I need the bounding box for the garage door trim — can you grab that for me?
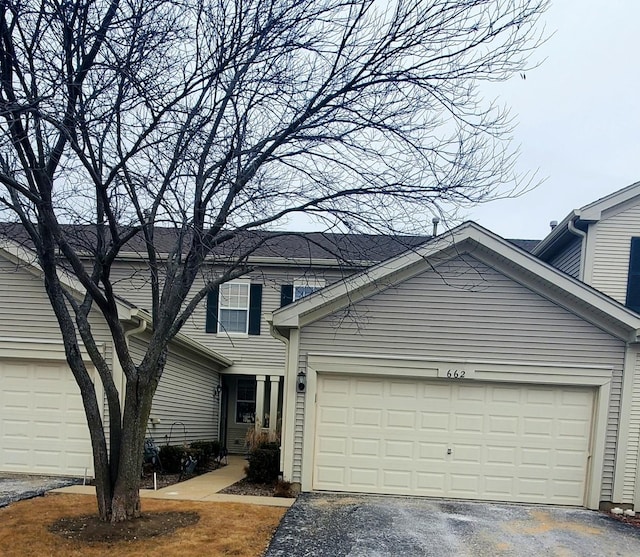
[301,353,611,510]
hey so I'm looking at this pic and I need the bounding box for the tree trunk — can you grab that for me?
[108,378,155,523]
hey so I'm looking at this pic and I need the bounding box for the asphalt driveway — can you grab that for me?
[0,474,79,508]
[265,493,640,557]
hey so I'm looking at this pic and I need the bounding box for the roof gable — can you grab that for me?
[0,239,231,367]
[270,222,640,341]
[533,180,640,257]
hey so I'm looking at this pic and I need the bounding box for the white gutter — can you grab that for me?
[567,217,588,281]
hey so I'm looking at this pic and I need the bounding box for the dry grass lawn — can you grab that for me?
[0,493,286,557]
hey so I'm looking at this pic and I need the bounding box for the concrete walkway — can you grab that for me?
[52,455,293,508]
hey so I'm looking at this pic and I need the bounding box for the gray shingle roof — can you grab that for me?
[0,223,539,262]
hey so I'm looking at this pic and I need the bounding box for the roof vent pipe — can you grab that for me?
[432,217,440,237]
[549,220,558,230]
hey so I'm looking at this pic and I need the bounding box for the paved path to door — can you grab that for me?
[53,455,293,507]
[265,493,640,557]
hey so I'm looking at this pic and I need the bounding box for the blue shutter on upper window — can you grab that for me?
[248,284,262,335]
[205,286,220,333]
[280,285,293,307]
[625,238,640,312]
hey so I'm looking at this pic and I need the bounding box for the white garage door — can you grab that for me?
[314,375,594,505]
[0,360,93,476]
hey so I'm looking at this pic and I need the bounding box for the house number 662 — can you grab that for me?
[446,369,465,379]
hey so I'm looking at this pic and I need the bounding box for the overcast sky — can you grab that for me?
[466,0,640,241]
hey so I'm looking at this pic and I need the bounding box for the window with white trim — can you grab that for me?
[219,282,250,333]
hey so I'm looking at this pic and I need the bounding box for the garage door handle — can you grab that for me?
[447,448,452,455]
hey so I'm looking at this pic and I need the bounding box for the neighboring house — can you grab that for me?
[4,181,640,512]
[532,180,640,308]
[0,240,230,477]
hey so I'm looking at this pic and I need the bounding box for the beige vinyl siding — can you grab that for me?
[590,203,640,302]
[625,349,640,503]
[110,261,350,374]
[297,255,626,499]
[0,256,78,340]
[292,354,308,482]
[549,237,582,278]
[129,337,222,444]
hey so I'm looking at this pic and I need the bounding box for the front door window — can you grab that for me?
[236,378,256,423]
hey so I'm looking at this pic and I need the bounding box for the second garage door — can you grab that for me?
[313,374,594,505]
[0,359,93,476]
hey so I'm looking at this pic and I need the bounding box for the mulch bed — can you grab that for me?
[219,478,277,497]
[49,511,200,542]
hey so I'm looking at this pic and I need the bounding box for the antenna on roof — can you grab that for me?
[432,217,440,237]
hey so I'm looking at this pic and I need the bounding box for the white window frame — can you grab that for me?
[218,280,250,335]
[293,279,325,301]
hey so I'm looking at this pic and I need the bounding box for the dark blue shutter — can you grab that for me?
[626,238,640,312]
[205,286,219,333]
[248,284,262,335]
[281,284,293,307]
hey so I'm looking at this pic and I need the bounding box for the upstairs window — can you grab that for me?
[220,282,250,333]
[294,281,323,301]
[626,238,640,312]
[280,279,325,306]
[206,282,262,334]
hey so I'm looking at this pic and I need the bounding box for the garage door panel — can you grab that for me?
[0,360,93,476]
[386,410,415,429]
[389,381,416,398]
[354,379,384,396]
[384,440,414,459]
[353,408,382,426]
[314,375,593,506]
[352,438,380,457]
[420,411,450,430]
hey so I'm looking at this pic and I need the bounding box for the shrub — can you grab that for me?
[274,479,294,498]
[245,428,279,451]
[246,442,280,483]
[189,440,222,471]
[159,445,186,474]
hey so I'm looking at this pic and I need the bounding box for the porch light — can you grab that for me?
[297,369,306,392]
[214,383,222,400]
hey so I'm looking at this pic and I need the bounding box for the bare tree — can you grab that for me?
[0,0,546,522]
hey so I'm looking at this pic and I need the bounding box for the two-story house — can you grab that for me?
[3,181,640,513]
[106,232,427,452]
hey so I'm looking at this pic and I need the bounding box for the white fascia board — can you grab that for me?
[531,211,579,256]
[579,180,640,221]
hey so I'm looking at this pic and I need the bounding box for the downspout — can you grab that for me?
[112,315,147,410]
[568,218,588,282]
